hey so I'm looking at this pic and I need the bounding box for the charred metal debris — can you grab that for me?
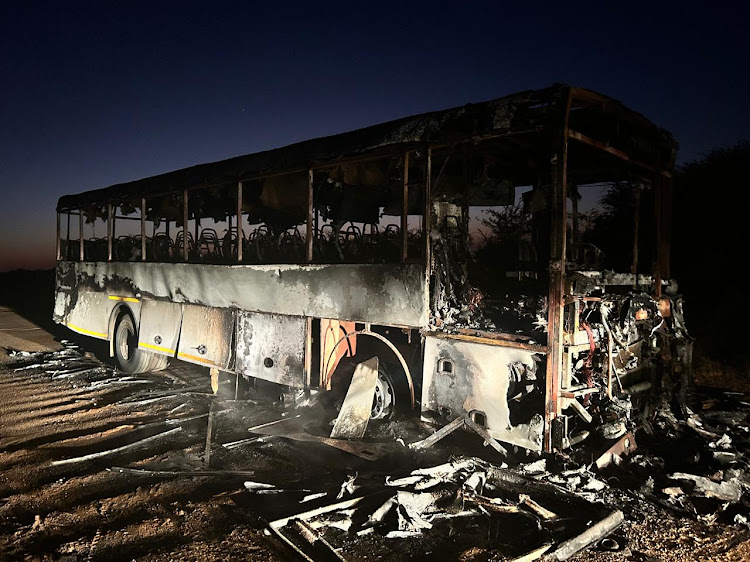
[5,340,750,561]
[250,384,750,562]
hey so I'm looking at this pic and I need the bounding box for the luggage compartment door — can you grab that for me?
[235,311,306,387]
[137,300,182,357]
[177,304,235,370]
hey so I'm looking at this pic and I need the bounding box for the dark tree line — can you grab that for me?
[672,141,750,359]
[587,141,749,359]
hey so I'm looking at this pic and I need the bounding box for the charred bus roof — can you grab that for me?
[57,84,677,212]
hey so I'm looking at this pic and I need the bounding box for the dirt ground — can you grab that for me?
[1,340,750,561]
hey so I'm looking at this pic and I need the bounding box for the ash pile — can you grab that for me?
[616,390,750,522]
[257,385,750,561]
[265,456,619,561]
[5,343,750,560]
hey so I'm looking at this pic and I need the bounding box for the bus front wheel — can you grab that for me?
[114,314,163,374]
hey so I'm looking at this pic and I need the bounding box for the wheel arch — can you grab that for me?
[324,329,415,409]
[108,302,137,358]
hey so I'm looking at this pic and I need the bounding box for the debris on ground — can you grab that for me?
[330,358,379,440]
[268,455,619,559]
[3,341,750,560]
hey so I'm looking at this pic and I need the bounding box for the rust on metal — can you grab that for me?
[304,317,313,388]
[544,88,572,453]
[655,174,673,295]
[567,130,668,177]
[321,319,357,389]
[631,185,640,276]
[433,330,548,354]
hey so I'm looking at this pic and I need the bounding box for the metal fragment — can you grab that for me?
[330,357,379,440]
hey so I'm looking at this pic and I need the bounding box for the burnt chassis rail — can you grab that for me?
[54,84,683,453]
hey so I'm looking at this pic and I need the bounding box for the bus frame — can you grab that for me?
[54,84,690,453]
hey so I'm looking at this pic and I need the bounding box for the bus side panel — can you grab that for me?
[137,300,183,357]
[71,262,427,328]
[53,262,73,325]
[421,336,544,451]
[61,290,114,340]
[235,311,306,387]
[55,261,142,339]
[176,305,235,370]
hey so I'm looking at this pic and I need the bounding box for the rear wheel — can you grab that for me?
[370,364,396,420]
[114,314,162,374]
[147,351,170,371]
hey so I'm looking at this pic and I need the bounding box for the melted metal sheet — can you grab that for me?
[421,335,544,451]
[62,261,427,328]
[330,357,379,440]
[235,311,306,387]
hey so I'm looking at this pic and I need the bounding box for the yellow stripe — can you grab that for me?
[139,342,175,354]
[177,351,217,365]
[67,323,108,339]
[108,295,139,303]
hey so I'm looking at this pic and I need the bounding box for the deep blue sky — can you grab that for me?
[1,1,746,270]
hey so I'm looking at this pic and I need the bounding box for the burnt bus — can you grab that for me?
[54,84,691,453]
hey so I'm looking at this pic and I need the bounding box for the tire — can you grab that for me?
[370,363,397,420]
[147,352,170,372]
[329,358,406,421]
[114,313,159,374]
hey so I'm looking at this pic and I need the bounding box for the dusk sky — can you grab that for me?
[1,2,746,271]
